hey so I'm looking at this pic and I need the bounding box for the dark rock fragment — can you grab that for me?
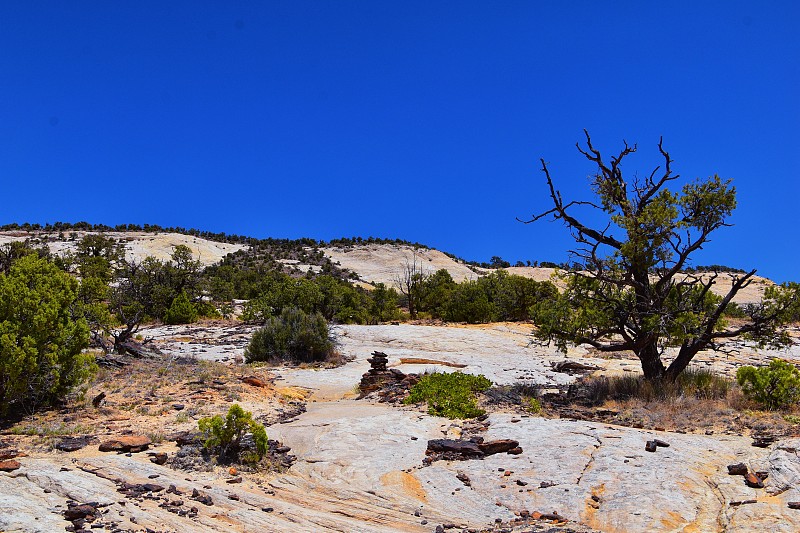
[727,463,748,476]
[427,439,483,457]
[56,437,95,452]
[477,439,519,455]
[191,488,213,506]
[64,503,97,521]
[752,435,776,448]
[91,392,106,408]
[645,441,658,453]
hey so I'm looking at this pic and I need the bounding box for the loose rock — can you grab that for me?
[0,459,20,471]
[744,472,765,489]
[727,463,748,476]
[98,435,151,453]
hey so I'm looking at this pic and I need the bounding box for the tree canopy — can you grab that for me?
[527,131,800,381]
[0,254,94,414]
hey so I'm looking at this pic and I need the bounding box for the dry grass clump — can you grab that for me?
[449,363,800,437]
[583,367,732,405]
[540,367,800,436]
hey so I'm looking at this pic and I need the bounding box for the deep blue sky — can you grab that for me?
[1,2,798,281]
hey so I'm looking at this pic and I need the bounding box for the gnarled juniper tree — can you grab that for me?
[526,131,799,382]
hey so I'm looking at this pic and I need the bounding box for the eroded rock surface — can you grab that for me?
[4,322,800,532]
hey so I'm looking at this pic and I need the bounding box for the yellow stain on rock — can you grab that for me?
[380,470,427,502]
[275,386,311,400]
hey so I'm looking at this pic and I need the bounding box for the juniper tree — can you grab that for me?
[526,131,799,382]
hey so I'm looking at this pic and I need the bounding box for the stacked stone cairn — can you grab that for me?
[358,351,417,400]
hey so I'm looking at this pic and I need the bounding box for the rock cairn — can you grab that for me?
[358,351,416,400]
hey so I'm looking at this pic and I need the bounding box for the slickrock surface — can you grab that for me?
[4,321,800,532]
[0,231,244,267]
[322,244,486,284]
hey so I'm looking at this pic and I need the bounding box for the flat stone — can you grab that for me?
[0,460,20,472]
[98,435,151,453]
[478,439,520,456]
[0,450,20,460]
[56,437,94,452]
[427,439,483,457]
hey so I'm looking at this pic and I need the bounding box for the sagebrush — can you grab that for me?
[245,307,335,364]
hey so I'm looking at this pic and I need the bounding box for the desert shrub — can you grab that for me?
[198,404,268,461]
[164,291,198,324]
[0,255,95,415]
[736,359,800,410]
[245,307,335,364]
[193,299,221,319]
[404,371,492,419]
[525,397,543,414]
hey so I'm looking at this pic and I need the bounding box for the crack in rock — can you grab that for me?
[571,432,602,486]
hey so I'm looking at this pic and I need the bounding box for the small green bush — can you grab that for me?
[404,372,492,419]
[736,359,800,410]
[245,307,335,364]
[164,291,198,324]
[198,404,268,461]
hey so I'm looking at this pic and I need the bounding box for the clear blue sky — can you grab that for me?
[1,2,798,281]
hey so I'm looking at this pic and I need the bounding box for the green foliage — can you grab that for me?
[164,291,199,324]
[241,273,370,323]
[404,372,492,419]
[194,299,221,319]
[0,255,94,413]
[0,240,51,275]
[198,404,268,461]
[527,134,800,382]
[444,280,495,323]
[525,397,543,414]
[414,269,557,324]
[245,307,335,364]
[368,283,402,323]
[736,359,800,410]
